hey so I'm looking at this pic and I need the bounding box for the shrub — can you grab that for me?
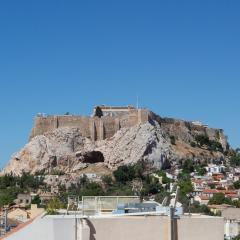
[32,195,41,206]
[113,165,135,183]
[195,135,223,152]
[195,166,207,176]
[79,182,104,197]
[234,181,240,189]
[46,197,64,215]
[195,134,210,147]
[230,154,240,167]
[156,170,172,184]
[209,140,223,152]
[101,175,113,186]
[208,193,232,205]
[182,159,194,174]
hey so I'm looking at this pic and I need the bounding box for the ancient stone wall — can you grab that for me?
[29,109,150,142]
[30,116,91,140]
[29,109,227,150]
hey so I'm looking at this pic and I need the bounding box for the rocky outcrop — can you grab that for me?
[2,128,91,175]
[2,109,229,176]
[151,112,228,150]
[95,121,173,169]
[2,121,173,175]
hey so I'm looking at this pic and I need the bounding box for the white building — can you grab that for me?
[205,164,226,175]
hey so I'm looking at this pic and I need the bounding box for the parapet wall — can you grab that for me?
[29,109,150,141]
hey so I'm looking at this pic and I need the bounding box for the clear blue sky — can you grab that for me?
[0,0,239,168]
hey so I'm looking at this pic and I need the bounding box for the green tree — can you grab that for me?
[232,200,240,208]
[179,179,193,195]
[79,182,104,197]
[195,166,207,176]
[0,187,21,207]
[46,197,64,215]
[234,181,240,189]
[182,159,194,174]
[230,153,240,167]
[195,134,210,147]
[189,202,212,215]
[32,195,41,206]
[113,165,135,183]
[133,162,145,179]
[209,140,223,152]
[208,193,232,205]
[101,175,113,187]
[142,176,162,195]
[156,170,172,184]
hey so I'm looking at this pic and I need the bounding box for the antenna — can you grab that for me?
[136,95,139,109]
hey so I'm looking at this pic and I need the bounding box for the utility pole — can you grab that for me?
[170,186,179,240]
[170,207,175,240]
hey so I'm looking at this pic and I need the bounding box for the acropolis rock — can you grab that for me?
[2,106,228,176]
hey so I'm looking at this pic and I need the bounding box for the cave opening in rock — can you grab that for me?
[78,151,105,163]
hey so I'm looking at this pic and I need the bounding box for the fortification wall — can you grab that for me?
[30,116,91,140]
[29,109,150,142]
[29,109,227,150]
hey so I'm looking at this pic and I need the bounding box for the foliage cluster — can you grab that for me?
[208,192,240,209]
[230,149,240,167]
[181,159,207,175]
[195,134,223,152]
[0,172,45,207]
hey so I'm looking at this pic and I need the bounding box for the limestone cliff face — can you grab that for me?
[3,122,173,175]
[2,109,229,176]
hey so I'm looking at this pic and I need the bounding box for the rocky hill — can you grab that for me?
[2,106,229,176]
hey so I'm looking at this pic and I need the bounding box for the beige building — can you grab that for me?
[39,192,56,203]
[8,204,44,223]
[8,208,29,222]
[15,194,31,207]
[5,214,224,240]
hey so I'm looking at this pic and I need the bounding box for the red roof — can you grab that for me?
[202,189,238,198]
[199,196,210,200]
[203,189,218,194]
[226,194,238,198]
